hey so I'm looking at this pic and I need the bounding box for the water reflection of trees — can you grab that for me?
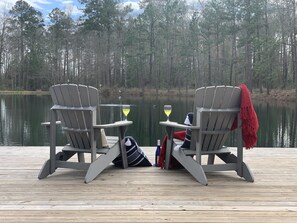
[0,95,65,146]
[0,96,296,147]
[250,101,297,147]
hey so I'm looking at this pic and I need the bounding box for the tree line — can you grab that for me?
[0,0,296,95]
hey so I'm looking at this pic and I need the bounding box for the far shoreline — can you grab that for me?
[0,88,296,102]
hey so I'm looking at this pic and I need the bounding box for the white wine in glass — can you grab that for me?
[122,105,130,120]
[164,105,172,121]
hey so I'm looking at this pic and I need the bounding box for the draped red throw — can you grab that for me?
[158,131,185,169]
[237,84,259,149]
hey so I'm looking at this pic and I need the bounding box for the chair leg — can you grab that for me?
[217,153,254,182]
[38,151,75,179]
[172,147,208,186]
[242,162,254,182]
[78,153,85,162]
[38,159,51,179]
[38,152,63,179]
[84,145,121,183]
[207,155,215,164]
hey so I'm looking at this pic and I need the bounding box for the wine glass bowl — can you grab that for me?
[164,105,172,121]
[122,105,130,121]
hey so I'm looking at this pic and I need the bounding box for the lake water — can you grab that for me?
[0,95,296,147]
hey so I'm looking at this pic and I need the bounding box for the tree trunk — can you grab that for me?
[264,0,271,95]
[0,20,6,78]
[245,0,253,91]
[107,30,111,87]
[291,0,297,95]
[208,38,211,85]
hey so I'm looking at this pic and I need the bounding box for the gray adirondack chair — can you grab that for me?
[160,86,254,185]
[38,84,132,183]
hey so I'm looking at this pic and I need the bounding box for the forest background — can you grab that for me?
[0,0,297,98]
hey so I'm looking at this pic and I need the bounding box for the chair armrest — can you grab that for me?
[41,121,61,127]
[94,120,133,129]
[159,121,200,130]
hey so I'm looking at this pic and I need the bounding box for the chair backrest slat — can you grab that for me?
[50,85,75,147]
[78,85,95,148]
[69,84,88,149]
[218,87,241,148]
[204,86,228,151]
[210,86,236,150]
[88,86,99,105]
[60,84,81,148]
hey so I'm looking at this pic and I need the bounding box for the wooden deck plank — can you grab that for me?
[1,210,297,223]
[0,146,297,222]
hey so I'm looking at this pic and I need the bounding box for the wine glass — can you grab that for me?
[164,105,172,121]
[122,105,130,121]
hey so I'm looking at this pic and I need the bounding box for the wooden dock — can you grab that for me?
[0,146,297,222]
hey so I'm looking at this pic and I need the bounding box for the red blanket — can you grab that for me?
[238,84,259,149]
[158,131,185,169]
